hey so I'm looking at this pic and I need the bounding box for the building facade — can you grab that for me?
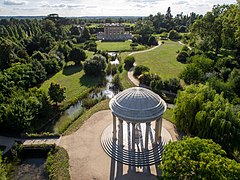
[97,23,132,41]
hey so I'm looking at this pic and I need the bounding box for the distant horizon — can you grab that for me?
[0,0,236,17]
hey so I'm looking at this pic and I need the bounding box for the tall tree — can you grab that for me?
[48,83,66,106]
[174,84,240,153]
[68,48,87,65]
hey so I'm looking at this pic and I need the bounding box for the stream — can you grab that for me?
[65,52,119,118]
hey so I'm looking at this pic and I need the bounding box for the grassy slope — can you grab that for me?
[132,40,186,79]
[46,146,70,180]
[40,51,97,109]
[96,40,145,52]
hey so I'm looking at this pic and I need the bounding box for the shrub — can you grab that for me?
[124,56,135,70]
[163,78,181,93]
[112,73,123,91]
[133,65,150,77]
[176,51,188,63]
[139,72,160,86]
[181,45,189,52]
[150,79,163,95]
[82,98,100,109]
[168,30,181,40]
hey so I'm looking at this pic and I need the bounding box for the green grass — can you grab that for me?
[163,108,175,124]
[132,40,186,79]
[63,99,110,135]
[119,69,135,90]
[40,65,101,109]
[46,146,70,180]
[54,108,84,134]
[85,50,95,59]
[96,40,146,52]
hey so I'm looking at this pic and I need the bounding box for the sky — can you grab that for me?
[0,0,237,17]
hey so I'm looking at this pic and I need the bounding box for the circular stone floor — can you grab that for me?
[59,110,183,180]
[101,121,172,166]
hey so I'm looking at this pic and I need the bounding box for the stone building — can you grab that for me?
[97,23,132,41]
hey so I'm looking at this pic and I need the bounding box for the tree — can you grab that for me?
[82,27,90,40]
[147,36,158,46]
[70,25,81,36]
[48,83,66,106]
[174,84,240,153]
[68,48,87,65]
[176,51,188,63]
[161,137,240,179]
[124,56,135,70]
[228,68,240,96]
[168,30,181,40]
[180,64,204,84]
[190,5,235,54]
[112,73,123,91]
[133,65,150,77]
[5,92,42,133]
[134,20,154,35]
[42,19,57,37]
[83,54,107,76]
[138,72,160,86]
[0,152,7,180]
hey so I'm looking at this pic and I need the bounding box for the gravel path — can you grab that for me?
[59,110,182,180]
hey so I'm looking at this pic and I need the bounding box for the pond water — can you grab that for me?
[14,158,48,180]
[65,53,120,118]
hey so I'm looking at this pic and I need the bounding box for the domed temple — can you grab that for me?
[101,87,172,168]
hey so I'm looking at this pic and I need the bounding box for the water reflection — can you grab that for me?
[14,158,47,180]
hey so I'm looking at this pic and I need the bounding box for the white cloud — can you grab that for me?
[172,1,188,5]
[0,0,237,16]
[4,0,27,5]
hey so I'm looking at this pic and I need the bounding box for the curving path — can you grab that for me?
[127,42,162,87]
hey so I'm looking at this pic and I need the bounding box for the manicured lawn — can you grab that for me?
[163,108,175,124]
[119,69,135,90]
[40,65,101,109]
[96,40,145,52]
[132,40,186,79]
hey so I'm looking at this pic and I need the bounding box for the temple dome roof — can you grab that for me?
[109,87,166,122]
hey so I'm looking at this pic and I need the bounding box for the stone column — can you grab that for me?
[119,119,123,146]
[145,122,151,150]
[132,123,136,152]
[132,123,136,172]
[112,114,117,140]
[155,119,160,142]
[158,118,163,140]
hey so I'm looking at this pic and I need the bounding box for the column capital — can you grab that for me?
[146,122,151,126]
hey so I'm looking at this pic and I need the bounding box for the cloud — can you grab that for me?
[4,0,27,5]
[172,1,189,5]
[40,3,84,9]
[127,0,164,2]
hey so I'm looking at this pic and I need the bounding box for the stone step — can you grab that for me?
[101,137,166,166]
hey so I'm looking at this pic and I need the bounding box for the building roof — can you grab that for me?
[109,87,166,123]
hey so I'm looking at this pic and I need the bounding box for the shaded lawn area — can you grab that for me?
[132,40,186,79]
[96,40,145,52]
[40,65,101,110]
